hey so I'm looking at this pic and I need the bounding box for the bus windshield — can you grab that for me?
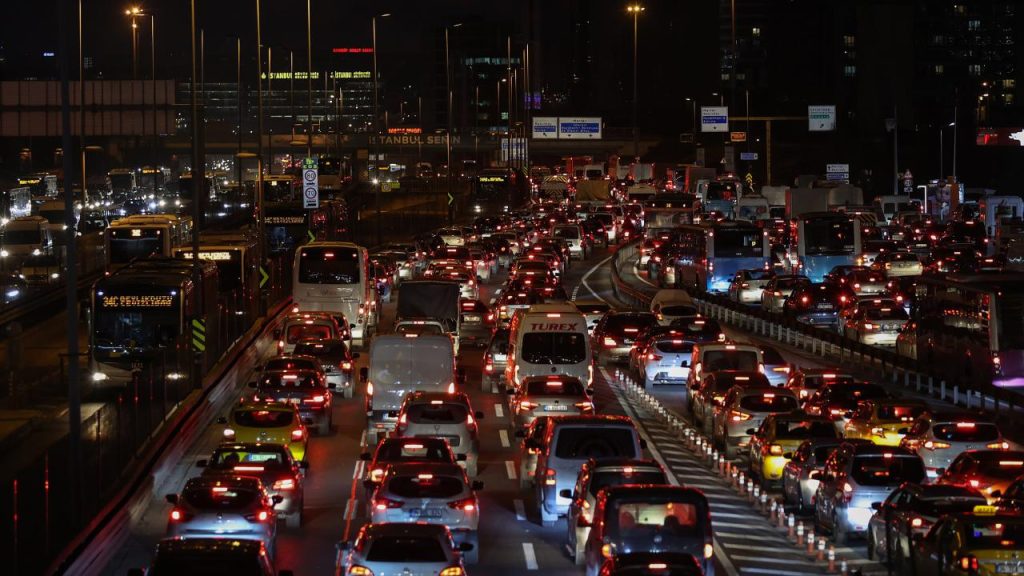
[108,229,163,263]
[109,173,135,192]
[803,218,856,256]
[265,210,308,254]
[714,228,762,258]
[299,247,361,284]
[93,295,179,353]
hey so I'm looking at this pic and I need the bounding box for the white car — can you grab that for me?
[728,269,774,304]
[338,523,470,575]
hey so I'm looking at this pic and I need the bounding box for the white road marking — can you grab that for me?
[499,429,510,448]
[506,460,517,480]
[342,499,354,520]
[734,568,823,576]
[494,402,504,418]
[720,543,806,554]
[351,460,364,480]
[581,255,614,304]
[514,498,526,521]
[631,263,659,288]
[522,542,539,570]
[359,429,366,448]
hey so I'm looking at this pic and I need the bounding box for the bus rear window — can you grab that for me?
[521,332,586,364]
[299,247,360,284]
[714,229,762,258]
[701,350,759,372]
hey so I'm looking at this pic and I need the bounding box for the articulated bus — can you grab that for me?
[105,214,194,271]
[292,241,376,341]
[172,231,260,326]
[672,221,770,293]
[912,273,1024,388]
[790,211,861,283]
[90,258,220,388]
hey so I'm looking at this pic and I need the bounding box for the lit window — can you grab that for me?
[1003,79,1016,89]
[934,64,944,75]
[844,65,857,77]
[968,20,980,31]
[1004,94,1015,105]
[843,35,855,47]
[752,27,761,38]
[969,64,982,76]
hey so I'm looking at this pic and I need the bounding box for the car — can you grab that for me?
[842,398,930,447]
[871,250,923,277]
[900,412,1011,480]
[250,369,334,436]
[748,414,838,490]
[685,342,765,404]
[803,381,889,429]
[596,552,704,576]
[482,327,511,393]
[637,336,695,388]
[760,274,811,313]
[367,463,483,563]
[593,311,659,365]
[196,443,307,528]
[582,485,714,576]
[17,254,61,285]
[359,436,463,499]
[165,476,279,555]
[842,298,909,346]
[844,269,889,297]
[936,450,1024,503]
[909,507,1024,576]
[711,385,800,459]
[128,538,288,576]
[727,268,775,304]
[857,240,901,267]
[220,402,308,463]
[782,438,863,514]
[534,415,645,526]
[667,316,725,343]
[337,522,470,576]
[274,312,345,355]
[552,223,588,260]
[564,459,668,565]
[759,345,791,386]
[458,299,493,347]
[291,338,358,399]
[691,370,770,431]
[785,368,856,403]
[866,483,987,569]
[393,392,483,477]
[574,300,612,334]
[516,416,554,490]
[813,443,926,544]
[782,283,854,328]
[509,374,594,430]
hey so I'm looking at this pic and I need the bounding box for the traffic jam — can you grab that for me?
[122,171,1024,576]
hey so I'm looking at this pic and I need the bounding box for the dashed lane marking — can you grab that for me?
[522,542,539,570]
[505,460,517,480]
[499,429,510,448]
[494,402,504,418]
[514,498,526,521]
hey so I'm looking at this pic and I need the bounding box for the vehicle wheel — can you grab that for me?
[318,417,331,436]
[833,512,848,545]
[866,527,876,560]
[463,533,480,564]
[285,506,303,529]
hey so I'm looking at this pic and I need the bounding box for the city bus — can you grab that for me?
[292,241,376,341]
[89,258,219,388]
[104,214,194,271]
[672,221,770,293]
[264,201,329,256]
[0,186,32,223]
[912,273,1024,388]
[643,194,699,228]
[172,231,260,327]
[790,211,861,283]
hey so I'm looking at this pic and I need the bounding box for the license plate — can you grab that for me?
[815,304,834,310]
[544,405,569,411]
[997,563,1023,574]
[463,315,481,322]
[408,508,443,519]
[288,398,302,405]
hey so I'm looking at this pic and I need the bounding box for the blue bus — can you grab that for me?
[791,211,862,283]
[672,221,770,293]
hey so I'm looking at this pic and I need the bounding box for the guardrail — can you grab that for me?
[609,240,1024,426]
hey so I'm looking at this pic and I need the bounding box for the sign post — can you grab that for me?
[302,157,319,209]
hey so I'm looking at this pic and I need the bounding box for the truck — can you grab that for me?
[979,195,1024,240]
[629,163,655,182]
[360,334,458,444]
[397,280,462,343]
[574,180,612,204]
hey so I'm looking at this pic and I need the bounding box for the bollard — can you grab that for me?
[760,491,769,514]
[738,472,746,494]
[746,479,755,501]
[805,530,815,555]
[796,522,805,546]
[827,546,837,573]
[778,505,787,529]
[769,500,778,523]
[816,537,826,561]
[752,484,761,503]
[839,559,848,576]
[788,514,796,540]
[731,467,739,489]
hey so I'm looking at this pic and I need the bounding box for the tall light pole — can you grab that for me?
[627,4,644,162]
[445,23,462,225]
[79,0,86,204]
[126,7,157,169]
[372,13,391,246]
[305,0,313,159]
[129,9,138,79]
[256,0,265,314]
[235,37,242,189]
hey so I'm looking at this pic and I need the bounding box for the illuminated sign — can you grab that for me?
[332,47,373,54]
[387,127,423,135]
[479,177,506,183]
[178,251,236,261]
[266,216,305,224]
[101,295,175,308]
[260,71,372,80]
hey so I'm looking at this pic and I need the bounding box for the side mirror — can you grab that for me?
[475,411,485,420]
[247,381,257,389]
[559,489,573,499]
[359,452,372,461]
[746,428,757,435]
[456,453,467,461]
[359,367,368,382]
[458,542,475,553]
[272,495,284,504]
[808,471,823,481]
[515,429,526,438]
[195,459,208,468]
[351,352,361,359]
[216,416,228,424]
[681,360,689,368]
[471,480,484,491]
[871,501,882,511]
[328,383,337,389]
[586,387,595,396]
[934,468,946,477]
[843,411,854,420]
[165,494,179,505]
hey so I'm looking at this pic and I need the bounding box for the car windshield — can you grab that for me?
[825,384,887,402]
[364,537,448,562]
[714,228,762,258]
[377,440,453,462]
[396,323,444,336]
[521,332,587,364]
[743,270,774,281]
[661,305,699,316]
[293,341,347,358]
[932,422,1000,442]
[589,470,668,497]
[864,307,908,320]
[233,409,294,428]
[263,358,318,372]
[554,227,580,239]
[387,475,464,499]
[488,332,510,354]
[913,496,986,516]
[739,393,799,412]
[850,454,925,486]
[966,519,1024,547]
[876,404,926,421]
[554,427,638,459]
[286,323,334,343]
[259,373,322,388]
[701,350,759,372]
[774,420,839,439]
[606,314,658,332]
[654,340,695,354]
[803,218,856,256]
[973,456,1024,479]
[210,449,287,469]
[608,498,704,538]
[182,485,260,510]
[406,402,469,424]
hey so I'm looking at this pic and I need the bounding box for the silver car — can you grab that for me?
[165,476,279,555]
[338,522,470,576]
[900,413,1011,480]
[482,328,511,393]
[711,385,800,459]
[394,392,483,477]
[781,438,853,514]
[760,274,810,313]
[509,375,594,430]
[291,338,357,399]
[728,268,775,304]
[368,463,482,563]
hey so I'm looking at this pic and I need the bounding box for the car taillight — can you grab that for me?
[374,497,404,510]
[306,394,326,404]
[439,568,464,576]
[704,543,714,559]
[223,428,236,440]
[245,509,271,522]
[910,516,925,528]
[169,508,191,522]
[730,410,752,422]
[574,401,594,411]
[448,382,456,394]
[291,428,305,441]
[769,444,784,456]
[273,478,296,490]
[277,340,285,351]
[370,467,384,482]
[367,381,374,396]
[341,361,352,371]
[647,353,662,361]
[842,482,854,502]
[448,497,477,512]
[924,440,951,450]
[987,441,1010,450]
[348,565,374,576]
[484,359,494,373]
[603,337,617,347]
[544,468,557,485]
[959,554,979,573]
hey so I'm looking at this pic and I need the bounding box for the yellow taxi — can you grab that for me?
[220,401,309,463]
[911,506,1024,575]
[842,398,929,446]
[747,413,838,489]
[938,450,1024,504]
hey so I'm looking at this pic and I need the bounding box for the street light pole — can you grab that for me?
[627,5,644,162]
[306,0,313,159]
[372,13,391,246]
[80,0,86,205]
[236,37,242,189]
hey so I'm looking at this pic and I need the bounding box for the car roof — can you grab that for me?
[362,522,450,538]
[550,414,635,427]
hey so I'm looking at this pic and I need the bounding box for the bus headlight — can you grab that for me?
[92,372,108,382]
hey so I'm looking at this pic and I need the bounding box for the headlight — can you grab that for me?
[91,372,108,382]
[50,272,59,279]
[32,249,41,256]
[0,250,8,258]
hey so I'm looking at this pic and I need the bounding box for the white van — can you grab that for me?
[293,241,377,341]
[360,334,459,445]
[650,289,698,326]
[2,216,53,261]
[507,304,592,391]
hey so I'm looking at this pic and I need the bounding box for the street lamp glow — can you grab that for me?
[627,4,645,13]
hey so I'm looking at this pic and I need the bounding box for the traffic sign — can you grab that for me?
[808,105,836,131]
[730,131,746,143]
[826,163,850,183]
[701,106,728,133]
[302,157,319,209]
[447,192,455,206]
[744,173,754,186]
[739,152,758,161]
[557,117,602,140]
[259,265,269,289]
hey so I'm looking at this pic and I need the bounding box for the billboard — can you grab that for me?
[977,128,1024,146]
